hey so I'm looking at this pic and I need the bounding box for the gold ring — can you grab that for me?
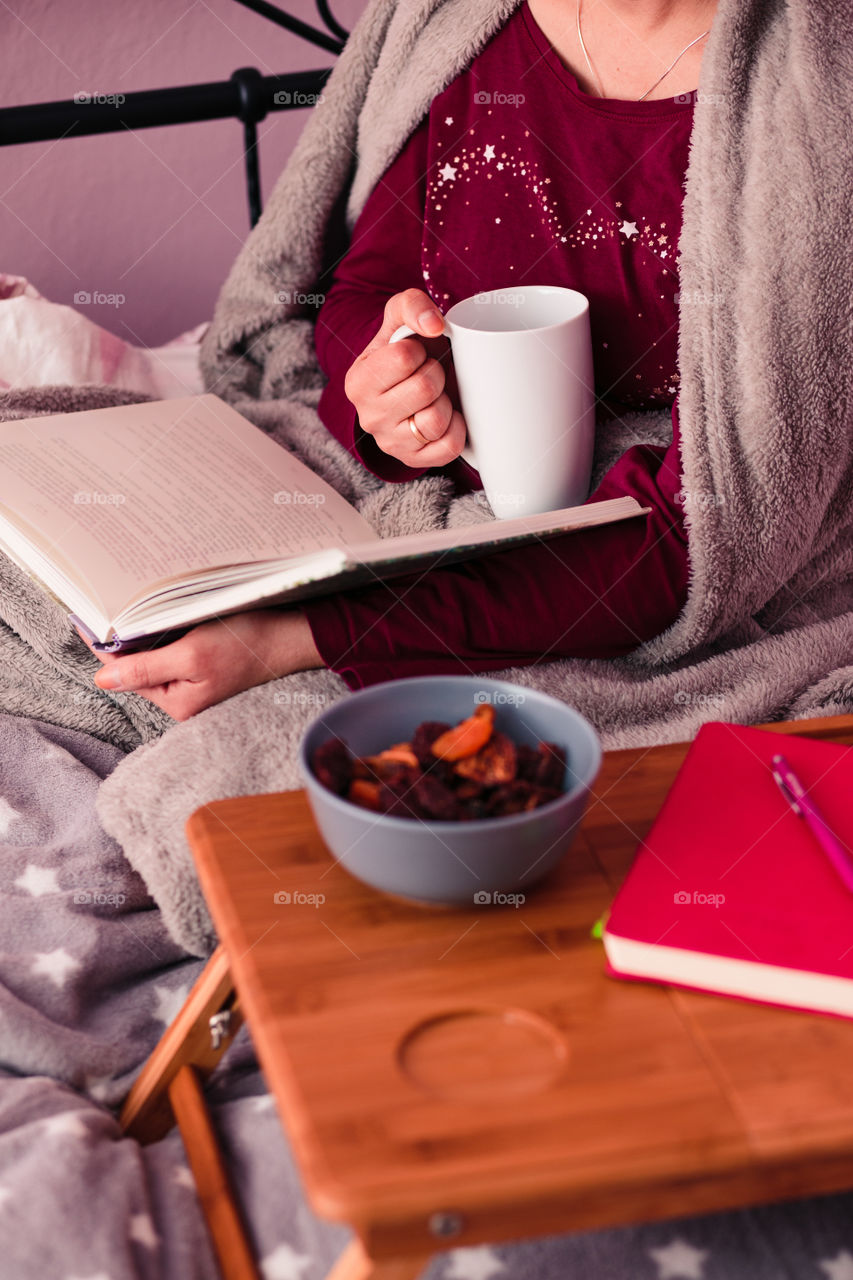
[408,414,430,447]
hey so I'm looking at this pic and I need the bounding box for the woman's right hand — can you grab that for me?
[344,288,468,468]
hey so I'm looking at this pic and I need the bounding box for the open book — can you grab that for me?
[0,393,648,651]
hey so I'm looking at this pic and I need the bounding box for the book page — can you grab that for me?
[0,394,375,617]
[346,496,648,563]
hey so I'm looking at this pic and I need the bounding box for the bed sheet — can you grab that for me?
[0,274,206,400]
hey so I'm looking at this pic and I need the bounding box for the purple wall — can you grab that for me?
[2,0,366,347]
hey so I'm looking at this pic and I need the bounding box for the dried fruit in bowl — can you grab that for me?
[311,704,568,822]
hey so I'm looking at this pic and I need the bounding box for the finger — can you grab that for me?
[131,682,210,721]
[348,333,431,405]
[397,406,468,469]
[93,641,197,692]
[378,358,448,431]
[400,390,454,446]
[370,288,445,351]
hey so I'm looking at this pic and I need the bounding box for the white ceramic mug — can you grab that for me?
[390,285,595,519]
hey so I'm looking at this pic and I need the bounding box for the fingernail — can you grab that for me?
[95,669,121,691]
[418,309,441,329]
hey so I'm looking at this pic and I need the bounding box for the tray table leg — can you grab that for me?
[120,944,241,1142]
[326,1240,432,1280]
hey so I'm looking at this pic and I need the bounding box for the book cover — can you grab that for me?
[603,722,853,1018]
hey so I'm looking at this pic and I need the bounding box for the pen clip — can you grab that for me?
[771,753,804,817]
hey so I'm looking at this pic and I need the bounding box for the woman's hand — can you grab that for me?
[345,288,468,468]
[82,609,323,721]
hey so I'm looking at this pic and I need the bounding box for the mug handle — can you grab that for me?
[388,324,477,470]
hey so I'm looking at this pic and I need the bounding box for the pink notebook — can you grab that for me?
[603,722,853,1018]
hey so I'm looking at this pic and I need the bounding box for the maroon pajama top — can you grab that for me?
[302,2,693,688]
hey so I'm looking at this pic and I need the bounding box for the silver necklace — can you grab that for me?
[575,0,711,102]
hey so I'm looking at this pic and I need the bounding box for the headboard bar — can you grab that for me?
[0,0,349,227]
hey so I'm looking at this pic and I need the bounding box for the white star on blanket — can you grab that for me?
[444,1246,506,1279]
[14,863,60,896]
[32,948,81,988]
[129,1213,159,1249]
[43,1112,89,1140]
[152,983,189,1026]
[649,1238,709,1278]
[0,796,23,837]
[820,1252,853,1280]
[260,1242,313,1279]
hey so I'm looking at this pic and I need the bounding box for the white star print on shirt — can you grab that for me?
[620,220,639,239]
[14,864,60,897]
[483,144,496,161]
[32,948,81,988]
[444,1245,507,1279]
[820,1252,853,1280]
[439,162,458,182]
[0,797,23,837]
[649,1238,709,1279]
[260,1243,312,1280]
[129,1213,159,1250]
[445,116,454,125]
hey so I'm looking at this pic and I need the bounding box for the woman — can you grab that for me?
[90,0,718,719]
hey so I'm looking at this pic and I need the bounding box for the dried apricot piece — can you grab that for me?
[430,704,495,761]
[346,778,382,811]
[363,744,419,775]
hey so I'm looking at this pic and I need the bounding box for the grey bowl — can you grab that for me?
[300,676,601,906]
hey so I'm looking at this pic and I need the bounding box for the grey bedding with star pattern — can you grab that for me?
[3,710,853,1280]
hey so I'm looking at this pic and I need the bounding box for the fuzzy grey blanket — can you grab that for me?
[1,0,852,956]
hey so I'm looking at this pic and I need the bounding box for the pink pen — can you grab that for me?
[772,753,853,894]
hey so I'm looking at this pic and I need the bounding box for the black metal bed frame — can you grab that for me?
[0,0,349,228]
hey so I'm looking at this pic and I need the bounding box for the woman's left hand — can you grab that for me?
[80,609,323,721]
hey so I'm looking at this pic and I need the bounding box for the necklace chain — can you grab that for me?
[575,0,711,103]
